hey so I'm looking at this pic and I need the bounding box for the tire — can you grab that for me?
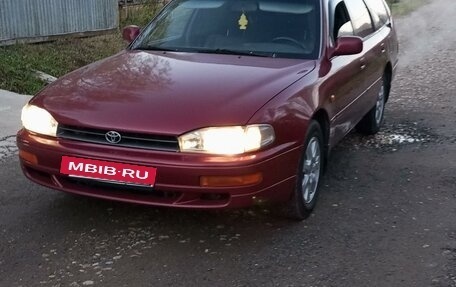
[356,74,389,135]
[281,120,324,221]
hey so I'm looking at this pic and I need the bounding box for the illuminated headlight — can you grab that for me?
[178,125,275,155]
[21,104,58,137]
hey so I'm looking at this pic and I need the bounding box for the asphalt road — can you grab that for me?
[1,0,455,286]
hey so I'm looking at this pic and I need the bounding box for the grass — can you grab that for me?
[120,1,163,27]
[0,0,428,95]
[389,0,430,16]
[0,34,126,94]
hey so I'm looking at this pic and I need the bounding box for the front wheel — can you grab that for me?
[282,120,324,221]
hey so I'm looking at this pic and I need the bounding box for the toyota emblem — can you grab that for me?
[105,131,122,144]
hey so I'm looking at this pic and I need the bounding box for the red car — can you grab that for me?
[17,0,398,220]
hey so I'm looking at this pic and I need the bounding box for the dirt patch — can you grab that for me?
[339,121,439,152]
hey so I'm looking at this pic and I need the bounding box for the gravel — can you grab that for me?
[0,136,18,162]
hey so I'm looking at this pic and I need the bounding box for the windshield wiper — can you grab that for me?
[134,46,180,52]
[196,48,273,58]
[133,46,273,57]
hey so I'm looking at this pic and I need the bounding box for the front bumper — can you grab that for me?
[17,129,301,209]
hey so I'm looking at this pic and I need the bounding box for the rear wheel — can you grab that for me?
[356,74,389,135]
[282,120,324,221]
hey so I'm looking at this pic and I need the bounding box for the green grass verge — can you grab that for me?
[0,34,126,95]
[389,0,430,16]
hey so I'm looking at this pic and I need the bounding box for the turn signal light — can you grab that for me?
[19,150,38,165]
[200,173,263,187]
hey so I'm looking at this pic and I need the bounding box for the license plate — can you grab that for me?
[60,156,157,186]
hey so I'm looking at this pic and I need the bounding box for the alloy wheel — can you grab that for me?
[375,84,385,125]
[301,137,321,204]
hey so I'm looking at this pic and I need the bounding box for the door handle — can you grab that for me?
[380,43,386,53]
[360,57,366,70]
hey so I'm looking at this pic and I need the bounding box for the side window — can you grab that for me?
[333,2,354,40]
[365,4,382,29]
[363,0,390,28]
[344,0,374,38]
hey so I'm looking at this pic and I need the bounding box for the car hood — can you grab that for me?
[31,50,315,135]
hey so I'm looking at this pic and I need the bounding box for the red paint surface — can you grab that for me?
[17,0,399,209]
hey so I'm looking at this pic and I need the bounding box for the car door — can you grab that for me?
[324,0,375,147]
[343,0,387,124]
[363,0,398,80]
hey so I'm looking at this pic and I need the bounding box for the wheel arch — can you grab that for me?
[310,108,330,167]
[384,62,393,103]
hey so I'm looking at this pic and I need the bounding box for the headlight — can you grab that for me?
[178,125,275,155]
[21,104,58,137]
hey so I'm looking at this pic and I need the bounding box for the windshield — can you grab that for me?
[133,0,321,59]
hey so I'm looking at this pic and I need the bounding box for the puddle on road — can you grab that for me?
[368,132,423,145]
[340,122,438,151]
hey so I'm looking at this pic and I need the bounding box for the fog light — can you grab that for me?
[19,150,38,165]
[200,173,263,187]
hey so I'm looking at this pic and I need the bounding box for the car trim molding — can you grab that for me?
[330,76,382,122]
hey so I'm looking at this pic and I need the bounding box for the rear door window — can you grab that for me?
[344,0,374,38]
[363,0,390,29]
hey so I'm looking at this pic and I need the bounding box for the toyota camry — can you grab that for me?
[17,0,398,220]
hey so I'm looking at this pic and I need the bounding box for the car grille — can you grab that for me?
[57,125,180,152]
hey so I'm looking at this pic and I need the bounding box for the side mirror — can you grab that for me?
[331,36,363,57]
[122,25,140,43]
